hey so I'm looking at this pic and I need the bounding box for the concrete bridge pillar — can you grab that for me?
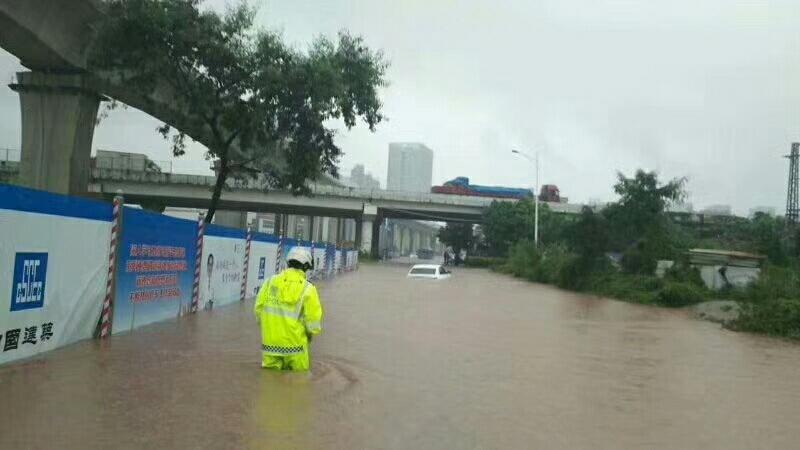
[311,216,322,241]
[355,218,363,249]
[306,215,315,241]
[320,217,330,243]
[389,221,399,254]
[359,204,379,256]
[412,231,421,254]
[335,218,345,245]
[11,71,102,195]
[371,217,382,258]
[358,219,372,254]
[327,218,339,244]
[286,215,298,239]
[401,227,411,255]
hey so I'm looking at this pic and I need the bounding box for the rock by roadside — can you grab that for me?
[687,300,741,325]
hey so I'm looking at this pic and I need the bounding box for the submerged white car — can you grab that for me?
[407,264,451,280]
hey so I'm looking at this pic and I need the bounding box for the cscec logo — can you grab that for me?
[10,253,48,312]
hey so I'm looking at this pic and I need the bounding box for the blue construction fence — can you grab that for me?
[0,183,358,365]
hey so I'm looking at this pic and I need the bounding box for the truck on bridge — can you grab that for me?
[431,177,534,200]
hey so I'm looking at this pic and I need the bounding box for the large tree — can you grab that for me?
[601,170,687,273]
[438,222,475,255]
[481,200,567,256]
[90,0,387,222]
[569,206,609,260]
[604,170,686,244]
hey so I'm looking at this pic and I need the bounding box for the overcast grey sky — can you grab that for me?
[1,0,799,214]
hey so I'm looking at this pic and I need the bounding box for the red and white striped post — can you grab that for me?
[191,213,206,313]
[100,196,123,339]
[240,227,252,302]
[275,235,284,274]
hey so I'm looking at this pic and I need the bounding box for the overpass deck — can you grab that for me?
[88,166,584,220]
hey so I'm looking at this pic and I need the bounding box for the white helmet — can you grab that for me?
[286,247,313,268]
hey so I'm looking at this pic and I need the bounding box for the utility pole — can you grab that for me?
[534,153,539,246]
[512,149,540,246]
[785,143,799,226]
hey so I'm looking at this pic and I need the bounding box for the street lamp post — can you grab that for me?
[512,149,540,246]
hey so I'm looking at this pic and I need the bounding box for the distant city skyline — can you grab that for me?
[341,164,381,190]
[386,143,433,193]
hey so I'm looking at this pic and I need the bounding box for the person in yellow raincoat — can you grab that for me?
[254,247,323,371]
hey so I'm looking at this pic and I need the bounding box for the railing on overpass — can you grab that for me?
[0,150,20,179]
[1,148,20,162]
[4,153,582,214]
[90,155,592,214]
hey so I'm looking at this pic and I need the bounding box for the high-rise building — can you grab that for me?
[342,164,381,190]
[386,143,433,193]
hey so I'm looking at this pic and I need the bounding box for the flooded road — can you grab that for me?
[3,265,800,449]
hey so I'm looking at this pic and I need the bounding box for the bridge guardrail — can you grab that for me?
[1,148,20,162]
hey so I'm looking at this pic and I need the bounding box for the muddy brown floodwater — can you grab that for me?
[3,265,800,449]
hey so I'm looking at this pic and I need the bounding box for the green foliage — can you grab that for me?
[750,213,788,262]
[482,200,570,256]
[619,222,686,275]
[536,244,578,287]
[664,263,705,288]
[722,264,800,338]
[437,222,475,254]
[484,166,800,340]
[733,264,800,302]
[482,201,523,256]
[503,240,540,280]
[733,299,800,338]
[589,273,663,304]
[601,171,687,269]
[499,238,710,307]
[568,207,609,259]
[605,170,686,244]
[554,253,593,290]
[676,212,794,266]
[621,243,656,275]
[502,241,606,291]
[464,256,503,268]
[656,282,707,307]
[90,0,387,222]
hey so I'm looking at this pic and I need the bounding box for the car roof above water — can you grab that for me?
[410,264,440,270]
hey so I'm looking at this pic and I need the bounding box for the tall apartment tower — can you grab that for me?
[386,143,433,193]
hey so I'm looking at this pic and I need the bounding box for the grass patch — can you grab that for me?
[731,298,800,339]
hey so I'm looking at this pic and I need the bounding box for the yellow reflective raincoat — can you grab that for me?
[254,268,323,371]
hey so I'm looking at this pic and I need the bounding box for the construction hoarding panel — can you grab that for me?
[245,233,279,300]
[0,184,112,363]
[199,225,246,310]
[114,208,197,334]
